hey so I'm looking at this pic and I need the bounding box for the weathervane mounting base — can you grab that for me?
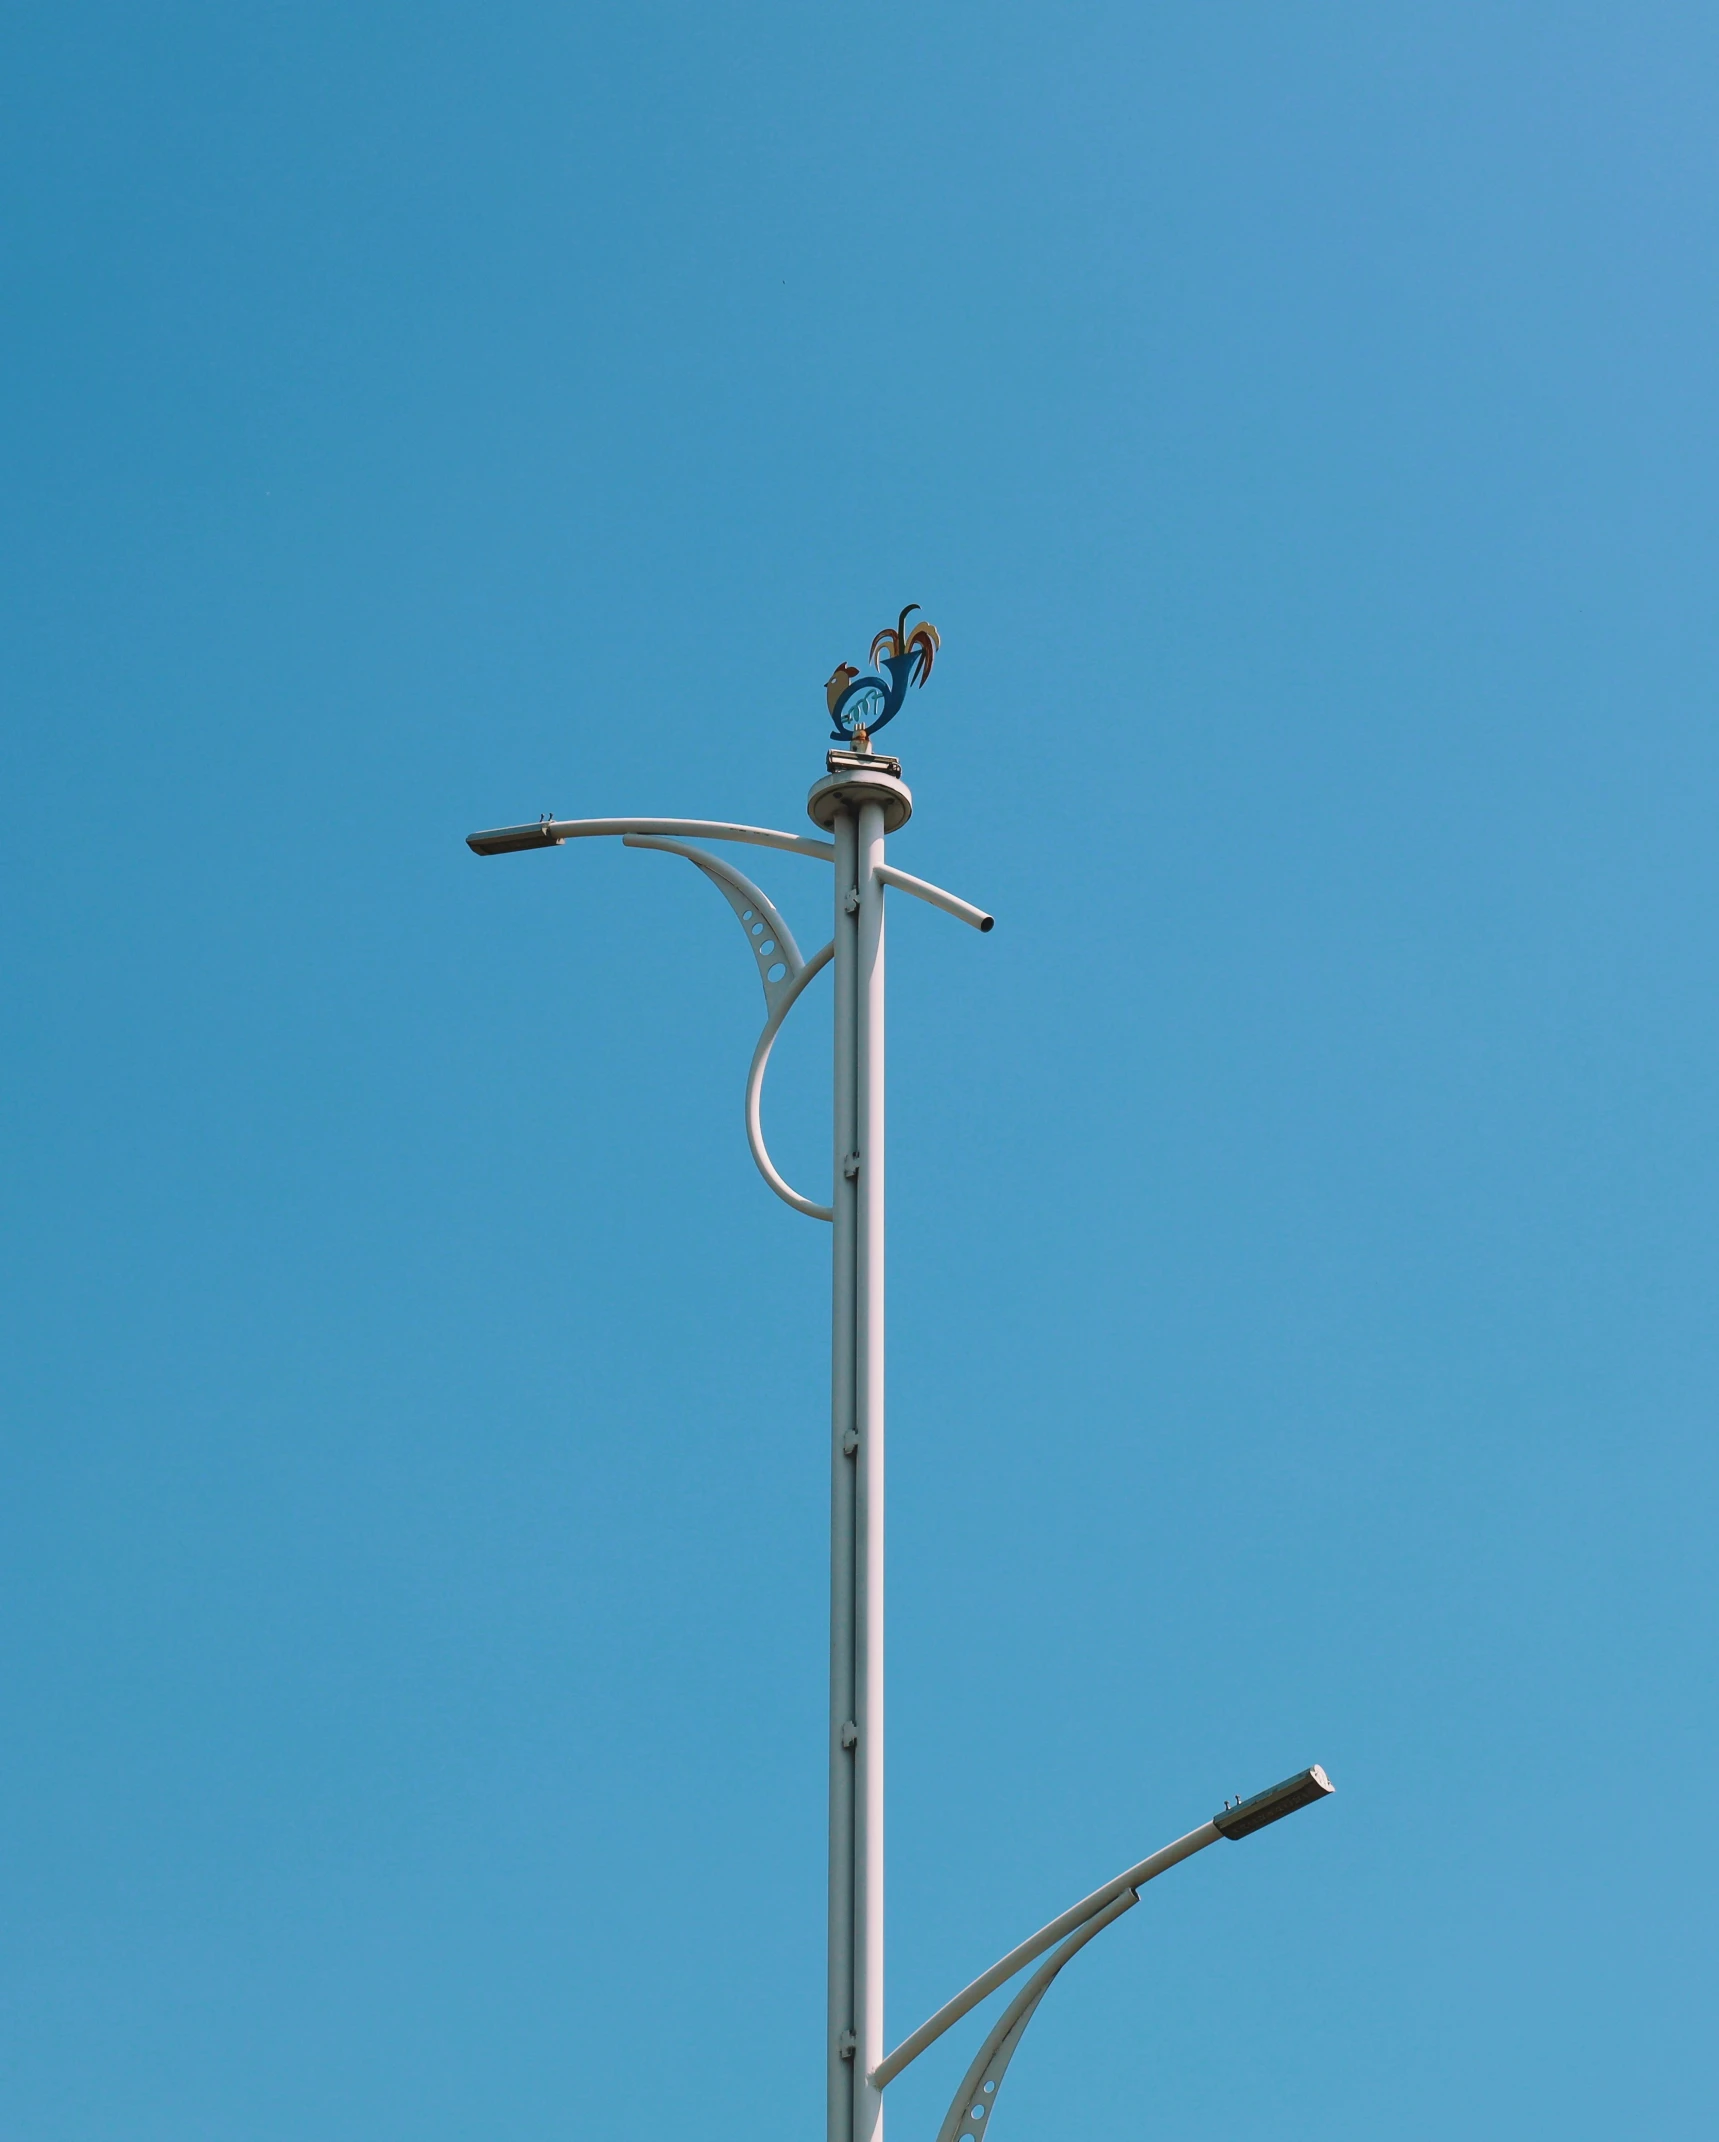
[826,749,902,778]
[807,765,914,833]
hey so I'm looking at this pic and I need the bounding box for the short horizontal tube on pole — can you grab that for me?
[467,817,836,862]
[873,1820,1221,2089]
[873,861,994,932]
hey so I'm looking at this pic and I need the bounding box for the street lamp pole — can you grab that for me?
[810,758,914,2142]
[465,609,1334,2142]
[828,793,859,2142]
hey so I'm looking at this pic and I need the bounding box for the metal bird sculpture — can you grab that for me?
[827,605,941,744]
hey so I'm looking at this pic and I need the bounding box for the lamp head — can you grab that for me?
[1212,1765,1334,1840]
[467,817,562,856]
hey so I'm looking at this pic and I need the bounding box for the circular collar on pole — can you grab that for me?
[807,764,914,833]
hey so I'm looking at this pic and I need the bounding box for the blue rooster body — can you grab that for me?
[828,607,941,743]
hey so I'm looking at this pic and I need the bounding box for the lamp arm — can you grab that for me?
[873,1821,1220,2088]
[878,1767,1332,2093]
[468,815,835,861]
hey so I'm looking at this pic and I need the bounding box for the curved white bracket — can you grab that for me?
[623,836,835,1223]
[623,836,807,1016]
[745,942,835,1220]
[933,1889,1137,2142]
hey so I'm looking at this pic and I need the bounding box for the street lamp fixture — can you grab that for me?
[1214,1764,1336,1839]
[874,1764,1335,2138]
[465,611,1336,2141]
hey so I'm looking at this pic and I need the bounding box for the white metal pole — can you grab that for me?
[853,797,888,2142]
[829,807,859,2142]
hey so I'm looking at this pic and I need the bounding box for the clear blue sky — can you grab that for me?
[4,5,1715,2136]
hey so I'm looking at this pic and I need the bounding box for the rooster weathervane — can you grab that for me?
[825,604,941,746]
